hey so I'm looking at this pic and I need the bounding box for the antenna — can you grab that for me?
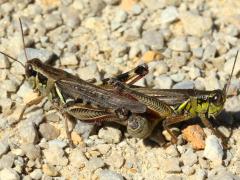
[19,18,29,62]
[224,50,238,95]
[0,51,25,67]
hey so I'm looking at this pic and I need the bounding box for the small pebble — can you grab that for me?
[203,44,217,60]
[0,154,15,169]
[86,157,105,172]
[142,30,164,50]
[21,144,41,160]
[96,144,111,155]
[30,169,42,180]
[43,146,68,166]
[105,151,125,168]
[203,135,224,166]
[98,127,122,144]
[181,165,195,176]
[0,54,10,68]
[0,141,9,157]
[42,164,58,177]
[160,6,179,24]
[60,53,78,66]
[0,168,20,180]
[154,76,172,89]
[39,123,60,140]
[163,157,181,173]
[74,121,95,140]
[181,148,198,167]
[168,37,189,52]
[69,148,88,168]
[99,169,124,180]
[172,80,194,89]
[18,121,39,144]
[180,12,212,37]
[182,125,206,150]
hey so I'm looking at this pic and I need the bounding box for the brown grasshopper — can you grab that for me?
[1,19,157,146]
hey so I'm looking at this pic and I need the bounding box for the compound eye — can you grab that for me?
[212,92,223,105]
[25,64,37,77]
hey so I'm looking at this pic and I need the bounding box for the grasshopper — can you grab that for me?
[102,52,239,148]
[0,19,153,146]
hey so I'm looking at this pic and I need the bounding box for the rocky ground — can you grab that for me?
[0,0,240,179]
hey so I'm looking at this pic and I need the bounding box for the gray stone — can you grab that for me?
[98,127,122,144]
[44,14,62,31]
[194,169,207,180]
[170,73,185,82]
[48,140,67,149]
[110,41,129,57]
[203,135,223,166]
[168,37,189,52]
[77,63,100,81]
[0,153,15,169]
[43,146,68,166]
[18,48,54,64]
[74,121,95,140]
[114,10,128,23]
[69,148,88,168]
[0,54,10,68]
[105,151,124,168]
[192,48,204,58]
[163,157,181,173]
[161,6,179,24]
[29,169,42,180]
[21,144,41,160]
[0,141,9,157]
[39,123,60,140]
[99,170,124,180]
[124,28,140,41]
[180,12,212,37]
[18,121,39,144]
[131,4,142,15]
[188,36,202,49]
[154,61,169,76]
[0,168,20,180]
[224,55,240,76]
[96,144,111,155]
[173,80,194,89]
[60,53,78,66]
[1,80,18,92]
[154,76,172,89]
[181,149,198,167]
[16,81,38,103]
[165,145,179,157]
[181,165,195,176]
[86,157,105,172]
[188,67,201,79]
[142,30,164,50]
[203,44,217,60]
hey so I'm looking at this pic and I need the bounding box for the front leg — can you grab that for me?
[200,115,228,149]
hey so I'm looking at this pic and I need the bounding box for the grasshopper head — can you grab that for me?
[207,89,226,118]
[208,50,238,118]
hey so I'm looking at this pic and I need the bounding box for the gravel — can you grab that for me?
[0,0,240,179]
[203,135,224,166]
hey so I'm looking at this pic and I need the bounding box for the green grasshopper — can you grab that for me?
[102,52,238,148]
